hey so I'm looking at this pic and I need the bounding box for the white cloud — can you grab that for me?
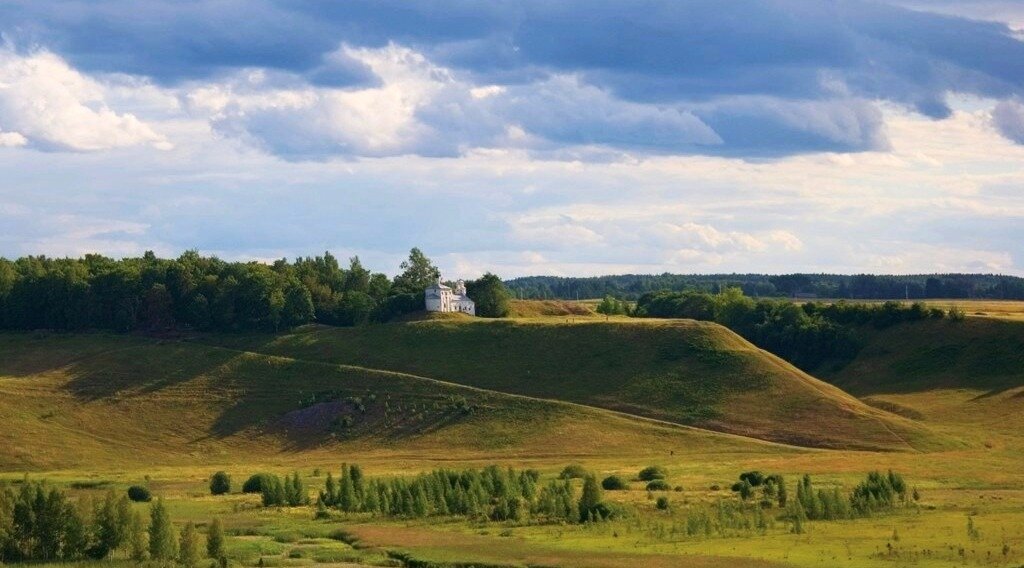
[192,43,721,160]
[0,129,26,147]
[0,47,170,151]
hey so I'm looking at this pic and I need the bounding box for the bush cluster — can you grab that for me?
[126,485,152,503]
[310,464,618,525]
[209,471,231,495]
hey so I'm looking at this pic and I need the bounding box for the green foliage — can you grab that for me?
[849,470,907,515]
[466,273,512,317]
[148,498,178,561]
[596,295,629,316]
[655,496,670,510]
[739,471,765,486]
[242,473,274,494]
[126,485,152,502]
[392,248,440,295]
[0,249,455,332]
[128,510,148,563]
[207,517,225,559]
[0,480,91,562]
[310,463,600,526]
[638,465,668,481]
[91,490,131,559]
[578,475,605,523]
[210,471,232,495]
[179,521,201,568]
[259,472,308,507]
[645,480,671,491]
[506,273,1024,301]
[635,288,948,370]
[601,475,628,490]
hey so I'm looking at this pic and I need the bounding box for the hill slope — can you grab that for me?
[0,333,776,470]
[197,319,948,451]
[821,318,1024,396]
[814,318,1024,450]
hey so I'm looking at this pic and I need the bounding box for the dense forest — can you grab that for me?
[0,249,510,333]
[634,288,951,370]
[506,273,1024,301]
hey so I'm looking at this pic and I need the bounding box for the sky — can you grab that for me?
[0,1,1022,277]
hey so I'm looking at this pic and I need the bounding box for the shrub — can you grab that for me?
[210,471,231,495]
[656,496,670,510]
[739,471,765,486]
[601,475,628,490]
[559,464,588,479]
[127,485,152,502]
[646,480,671,491]
[638,466,668,481]
[242,473,274,494]
[674,486,684,492]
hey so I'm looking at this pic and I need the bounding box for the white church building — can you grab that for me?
[425,277,476,315]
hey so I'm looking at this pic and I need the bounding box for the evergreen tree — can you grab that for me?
[339,467,357,512]
[578,475,603,523]
[62,502,89,561]
[207,517,225,559]
[128,510,149,563]
[178,521,200,568]
[148,498,178,561]
[322,472,337,506]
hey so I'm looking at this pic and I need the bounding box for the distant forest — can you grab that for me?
[0,249,510,333]
[504,273,1024,301]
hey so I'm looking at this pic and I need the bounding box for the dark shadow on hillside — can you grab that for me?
[817,319,1024,399]
[0,332,155,378]
[59,339,500,452]
[62,341,237,401]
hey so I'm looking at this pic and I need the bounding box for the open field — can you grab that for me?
[2,312,1024,567]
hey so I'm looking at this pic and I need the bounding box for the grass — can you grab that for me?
[192,318,946,451]
[4,302,1024,567]
[0,331,790,470]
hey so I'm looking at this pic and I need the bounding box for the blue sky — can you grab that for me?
[0,0,1022,276]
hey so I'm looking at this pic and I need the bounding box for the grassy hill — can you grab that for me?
[821,317,1024,396]
[196,318,948,452]
[0,332,779,471]
[811,317,1024,452]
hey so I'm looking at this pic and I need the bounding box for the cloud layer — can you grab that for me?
[2,0,1024,158]
[0,1,1021,277]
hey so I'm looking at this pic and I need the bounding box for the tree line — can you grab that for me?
[255,464,615,525]
[0,248,511,332]
[0,480,224,565]
[506,273,1024,301]
[634,288,951,370]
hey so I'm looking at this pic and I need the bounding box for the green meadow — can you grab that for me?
[2,302,1024,567]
